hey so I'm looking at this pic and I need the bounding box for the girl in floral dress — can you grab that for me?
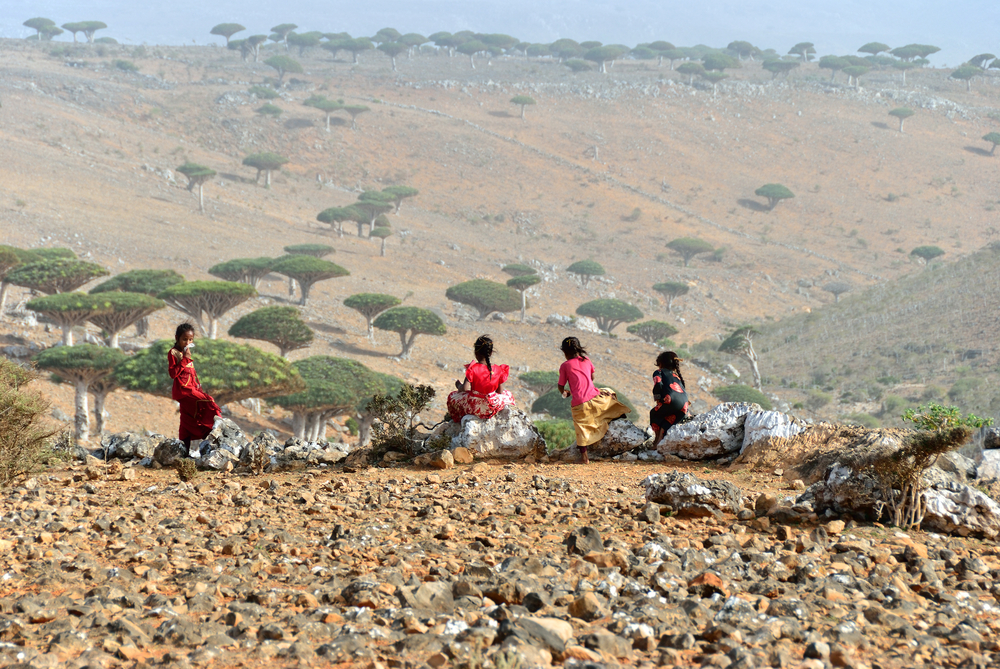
[446,335,515,422]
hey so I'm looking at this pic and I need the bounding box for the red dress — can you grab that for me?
[168,349,222,442]
[447,361,515,422]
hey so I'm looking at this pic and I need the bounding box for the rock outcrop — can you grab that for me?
[101,432,158,460]
[657,402,760,460]
[435,407,545,459]
[643,471,745,517]
[548,418,649,461]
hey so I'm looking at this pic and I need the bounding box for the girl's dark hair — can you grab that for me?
[474,335,494,375]
[656,351,685,388]
[174,323,195,348]
[561,336,588,360]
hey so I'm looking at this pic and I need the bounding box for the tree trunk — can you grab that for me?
[292,412,306,440]
[967,79,972,92]
[93,390,108,437]
[63,325,74,347]
[108,330,120,348]
[666,295,674,313]
[391,56,397,71]
[198,183,205,213]
[289,277,297,297]
[380,237,387,257]
[744,351,762,390]
[266,169,271,186]
[353,52,359,64]
[325,114,331,132]
[399,330,413,359]
[899,118,905,133]
[902,70,907,85]
[357,221,365,237]
[358,413,375,447]
[0,281,8,319]
[520,291,527,322]
[209,318,219,339]
[469,54,475,69]
[520,105,525,120]
[601,61,607,74]
[279,346,290,359]
[300,282,310,306]
[74,379,90,443]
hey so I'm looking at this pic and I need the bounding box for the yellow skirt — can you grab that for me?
[571,388,631,447]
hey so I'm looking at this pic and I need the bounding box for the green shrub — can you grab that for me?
[806,390,832,410]
[114,59,138,72]
[842,412,881,429]
[880,394,907,416]
[0,359,58,488]
[176,459,197,482]
[902,403,993,430]
[948,377,984,400]
[345,417,359,436]
[712,385,772,410]
[536,419,576,453]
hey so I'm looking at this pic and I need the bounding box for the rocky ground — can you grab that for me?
[3,444,1000,669]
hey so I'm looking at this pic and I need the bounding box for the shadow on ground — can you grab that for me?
[737,198,770,212]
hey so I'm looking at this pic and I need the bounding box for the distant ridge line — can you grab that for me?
[364,96,883,282]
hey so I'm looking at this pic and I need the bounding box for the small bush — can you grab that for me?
[114,59,138,72]
[843,412,881,429]
[712,385,772,410]
[345,417,359,436]
[880,394,907,416]
[0,359,58,487]
[175,458,197,482]
[537,419,576,453]
[806,390,832,411]
[369,384,435,460]
[902,403,993,431]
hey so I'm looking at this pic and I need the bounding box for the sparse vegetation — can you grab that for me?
[0,358,57,488]
[575,299,643,334]
[713,385,772,410]
[446,279,521,320]
[665,238,714,267]
[228,306,314,358]
[566,260,605,287]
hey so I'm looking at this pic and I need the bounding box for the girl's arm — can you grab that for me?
[558,383,569,398]
[496,382,504,394]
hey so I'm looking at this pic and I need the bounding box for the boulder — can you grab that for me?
[657,403,761,460]
[102,432,157,460]
[548,418,648,461]
[978,450,1000,480]
[153,438,188,467]
[436,407,545,459]
[275,437,351,468]
[923,482,1000,538]
[564,526,603,556]
[414,450,454,469]
[197,418,249,470]
[240,431,283,471]
[741,410,805,454]
[643,471,744,517]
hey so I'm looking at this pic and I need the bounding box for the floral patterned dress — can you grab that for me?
[649,369,690,432]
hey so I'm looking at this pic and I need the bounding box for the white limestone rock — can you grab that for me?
[657,402,761,460]
[740,410,806,454]
[923,483,1000,538]
[442,407,545,459]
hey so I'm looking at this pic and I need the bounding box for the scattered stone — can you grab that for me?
[102,432,157,460]
[414,450,454,469]
[564,526,603,555]
[643,471,744,516]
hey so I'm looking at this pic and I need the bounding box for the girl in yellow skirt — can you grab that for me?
[557,337,630,464]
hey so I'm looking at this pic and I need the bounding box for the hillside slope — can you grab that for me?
[1,39,998,435]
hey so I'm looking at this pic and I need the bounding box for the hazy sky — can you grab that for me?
[3,1,995,65]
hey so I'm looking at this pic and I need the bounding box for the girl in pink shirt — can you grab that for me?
[557,337,630,464]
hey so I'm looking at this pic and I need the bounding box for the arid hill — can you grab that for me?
[1,38,998,434]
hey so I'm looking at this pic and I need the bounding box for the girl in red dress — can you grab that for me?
[446,335,516,422]
[168,323,221,449]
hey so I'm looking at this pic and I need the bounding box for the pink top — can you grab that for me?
[558,357,599,406]
[465,361,509,395]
